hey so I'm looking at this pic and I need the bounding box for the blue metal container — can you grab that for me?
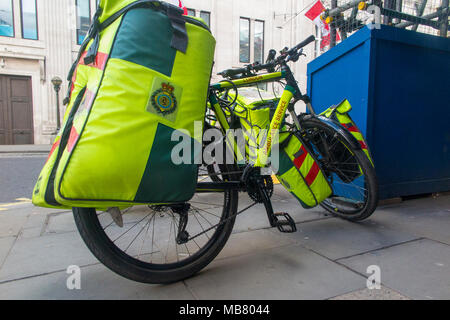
[307,25,450,199]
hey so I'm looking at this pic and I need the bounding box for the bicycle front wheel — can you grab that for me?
[300,117,378,221]
[73,164,238,284]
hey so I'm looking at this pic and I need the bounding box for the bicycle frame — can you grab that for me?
[197,63,313,193]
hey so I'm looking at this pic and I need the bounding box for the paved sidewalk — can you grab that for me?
[0,187,449,300]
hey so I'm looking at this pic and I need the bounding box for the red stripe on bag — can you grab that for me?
[359,140,368,150]
[94,52,108,70]
[66,126,79,153]
[79,51,108,70]
[341,122,359,133]
[347,125,359,133]
[46,138,61,163]
[69,51,107,98]
[305,161,320,186]
[293,145,308,169]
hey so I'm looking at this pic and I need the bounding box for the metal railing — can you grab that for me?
[318,0,449,50]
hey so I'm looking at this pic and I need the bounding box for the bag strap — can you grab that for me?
[64,0,187,105]
[165,4,188,53]
[85,0,187,62]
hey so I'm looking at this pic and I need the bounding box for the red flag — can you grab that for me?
[178,0,188,15]
[305,0,340,49]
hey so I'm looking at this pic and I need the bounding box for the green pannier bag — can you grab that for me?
[276,133,332,208]
[321,99,374,183]
[32,0,215,209]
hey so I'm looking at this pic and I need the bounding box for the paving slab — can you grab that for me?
[45,211,77,235]
[0,231,97,282]
[217,228,295,261]
[233,191,329,233]
[0,237,15,267]
[185,244,366,300]
[0,203,63,218]
[273,216,420,261]
[22,210,48,230]
[0,263,193,300]
[372,196,450,245]
[339,239,450,300]
[330,286,410,300]
[0,212,28,238]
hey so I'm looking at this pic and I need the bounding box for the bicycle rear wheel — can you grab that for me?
[73,164,238,284]
[300,117,378,221]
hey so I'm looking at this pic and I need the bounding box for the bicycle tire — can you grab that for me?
[73,164,239,284]
[300,117,378,221]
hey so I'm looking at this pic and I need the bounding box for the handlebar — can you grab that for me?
[218,35,316,79]
[289,35,315,55]
[217,67,248,78]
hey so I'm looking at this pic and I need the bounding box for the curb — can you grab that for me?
[0,145,51,154]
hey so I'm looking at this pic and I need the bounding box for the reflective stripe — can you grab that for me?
[70,52,108,96]
[359,140,368,150]
[66,127,79,153]
[305,161,320,186]
[293,145,307,169]
[342,122,359,133]
[79,51,109,70]
[46,138,61,163]
[292,142,321,186]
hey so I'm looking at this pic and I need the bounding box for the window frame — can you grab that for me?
[20,0,39,40]
[239,17,251,63]
[254,19,265,63]
[199,10,210,28]
[186,8,196,17]
[76,0,92,45]
[0,0,15,38]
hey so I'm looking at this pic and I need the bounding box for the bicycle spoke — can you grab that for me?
[191,205,221,219]
[112,213,152,243]
[137,212,154,259]
[124,214,153,253]
[90,163,235,269]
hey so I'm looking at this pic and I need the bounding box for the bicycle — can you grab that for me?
[72,35,378,284]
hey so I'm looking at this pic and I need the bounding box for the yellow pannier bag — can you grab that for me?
[32,0,215,208]
[321,99,374,183]
[275,133,332,208]
[229,88,289,164]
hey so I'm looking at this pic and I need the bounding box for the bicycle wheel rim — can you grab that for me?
[301,120,373,216]
[78,165,236,271]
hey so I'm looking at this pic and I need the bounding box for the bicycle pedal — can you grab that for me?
[273,212,297,233]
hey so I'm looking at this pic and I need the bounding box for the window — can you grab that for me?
[76,0,91,45]
[21,0,38,40]
[187,8,195,17]
[239,18,250,63]
[200,11,210,28]
[254,20,264,63]
[0,0,14,37]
